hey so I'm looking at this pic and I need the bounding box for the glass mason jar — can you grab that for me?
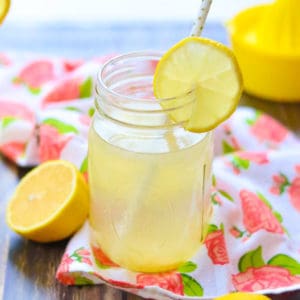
[88,52,214,273]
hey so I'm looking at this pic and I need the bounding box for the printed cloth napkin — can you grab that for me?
[1,52,300,300]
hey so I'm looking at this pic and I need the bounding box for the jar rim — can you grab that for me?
[97,51,196,114]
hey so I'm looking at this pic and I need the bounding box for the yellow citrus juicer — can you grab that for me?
[227,0,300,102]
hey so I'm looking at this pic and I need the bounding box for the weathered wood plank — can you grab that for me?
[0,158,18,300]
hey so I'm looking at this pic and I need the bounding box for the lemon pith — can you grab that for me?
[153,37,243,132]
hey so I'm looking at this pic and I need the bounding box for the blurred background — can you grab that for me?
[0,0,270,58]
[6,0,268,22]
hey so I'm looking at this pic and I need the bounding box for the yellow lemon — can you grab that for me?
[153,36,243,133]
[214,292,270,300]
[0,0,10,24]
[6,160,89,243]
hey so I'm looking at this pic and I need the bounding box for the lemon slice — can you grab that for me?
[153,37,243,132]
[6,160,89,243]
[214,292,270,300]
[0,0,10,24]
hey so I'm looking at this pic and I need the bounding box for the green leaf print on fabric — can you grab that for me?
[88,107,95,117]
[245,118,255,126]
[219,190,234,202]
[229,226,245,238]
[212,174,217,187]
[65,106,81,112]
[75,276,94,285]
[234,247,300,292]
[80,156,88,173]
[43,118,78,134]
[257,192,272,209]
[246,110,262,126]
[232,156,250,170]
[94,258,112,270]
[207,224,219,233]
[181,274,203,296]
[1,116,17,128]
[268,254,300,275]
[211,193,222,205]
[222,140,235,154]
[177,261,197,273]
[70,247,92,265]
[80,77,93,98]
[279,173,290,193]
[270,173,291,195]
[28,86,41,95]
[238,246,265,272]
[274,211,283,223]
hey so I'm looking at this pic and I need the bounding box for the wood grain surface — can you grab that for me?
[1,94,300,300]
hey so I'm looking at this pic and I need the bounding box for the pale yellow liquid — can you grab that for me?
[89,120,213,272]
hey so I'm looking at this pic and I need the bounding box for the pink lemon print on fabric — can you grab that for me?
[222,123,242,153]
[269,167,300,213]
[14,60,55,91]
[289,177,300,212]
[56,253,75,285]
[0,100,34,122]
[63,59,83,72]
[226,152,269,175]
[91,246,119,268]
[0,142,25,161]
[240,190,284,234]
[237,152,269,164]
[38,124,73,162]
[232,246,300,292]
[0,53,12,66]
[136,263,204,297]
[233,265,300,292]
[42,77,92,107]
[0,101,35,161]
[137,272,184,295]
[270,173,290,196]
[250,114,288,144]
[56,248,93,285]
[205,225,229,265]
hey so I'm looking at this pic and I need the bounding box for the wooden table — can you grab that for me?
[1,21,300,300]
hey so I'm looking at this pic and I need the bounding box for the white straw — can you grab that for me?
[190,0,213,37]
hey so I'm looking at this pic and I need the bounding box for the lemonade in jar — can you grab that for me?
[88,34,242,272]
[89,52,214,272]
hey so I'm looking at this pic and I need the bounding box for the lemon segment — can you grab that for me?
[0,0,10,24]
[153,37,243,132]
[6,160,89,243]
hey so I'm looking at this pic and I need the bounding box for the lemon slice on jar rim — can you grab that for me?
[153,36,243,133]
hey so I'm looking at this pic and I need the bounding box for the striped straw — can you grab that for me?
[190,0,213,36]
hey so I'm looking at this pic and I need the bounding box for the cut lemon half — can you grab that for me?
[214,292,270,300]
[0,0,10,24]
[6,160,89,243]
[153,37,243,132]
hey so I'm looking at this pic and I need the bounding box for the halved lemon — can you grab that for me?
[0,0,10,24]
[6,160,89,243]
[153,36,243,132]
